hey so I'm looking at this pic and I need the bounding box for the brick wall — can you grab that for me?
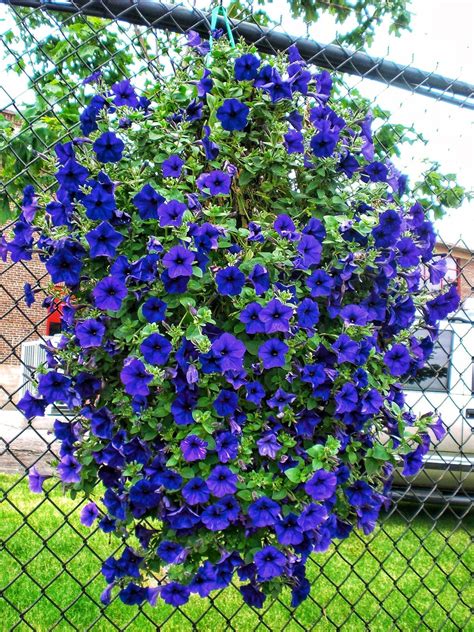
[0,254,48,365]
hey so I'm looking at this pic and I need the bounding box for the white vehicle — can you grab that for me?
[400,312,474,498]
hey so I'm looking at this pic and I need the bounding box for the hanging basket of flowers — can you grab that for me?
[11,25,459,609]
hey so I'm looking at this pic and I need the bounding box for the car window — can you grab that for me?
[404,329,453,392]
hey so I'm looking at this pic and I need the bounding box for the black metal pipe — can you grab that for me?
[2,0,474,107]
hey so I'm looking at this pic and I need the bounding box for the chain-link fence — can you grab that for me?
[0,1,473,629]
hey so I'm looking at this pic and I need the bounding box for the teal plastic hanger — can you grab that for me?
[209,5,235,52]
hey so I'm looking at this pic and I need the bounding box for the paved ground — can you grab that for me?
[0,411,58,474]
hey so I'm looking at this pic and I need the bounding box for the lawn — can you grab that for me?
[0,473,472,631]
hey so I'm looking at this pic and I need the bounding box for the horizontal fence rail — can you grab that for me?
[2,0,474,107]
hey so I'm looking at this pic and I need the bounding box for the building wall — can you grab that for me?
[0,253,48,405]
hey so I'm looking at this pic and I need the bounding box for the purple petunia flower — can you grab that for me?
[86,221,123,258]
[297,298,320,328]
[274,214,296,239]
[260,299,293,334]
[93,132,124,163]
[162,246,195,278]
[256,433,281,459]
[204,170,231,195]
[384,344,411,376]
[268,387,296,411]
[307,269,334,296]
[335,383,359,413]
[310,121,339,157]
[332,333,359,364]
[215,432,239,463]
[112,79,139,107]
[248,496,280,527]
[201,125,219,160]
[140,333,172,366]
[46,248,83,287]
[160,582,190,607]
[206,465,238,497]
[297,234,322,268]
[28,467,46,493]
[157,541,185,564]
[212,333,246,371]
[120,357,153,396]
[75,318,105,348]
[180,434,208,461]
[245,381,265,405]
[158,200,187,227]
[234,53,260,81]
[213,389,239,417]
[275,513,303,545]
[239,302,265,334]
[56,159,89,192]
[133,184,165,220]
[24,282,35,307]
[258,338,288,369]
[162,154,184,178]
[38,371,71,404]
[57,454,82,484]
[216,266,245,296]
[362,161,388,183]
[18,391,47,418]
[171,390,197,425]
[80,502,99,526]
[182,477,210,505]
[254,546,286,580]
[93,276,128,311]
[142,297,167,323]
[339,304,369,327]
[201,503,230,531]
[297,503,328,530]
[216,98,249,132]
[284,129,304,154]
[305,469,337,500]
[249,264,270,294]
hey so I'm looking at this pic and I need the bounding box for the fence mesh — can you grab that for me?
[0,1,473,629]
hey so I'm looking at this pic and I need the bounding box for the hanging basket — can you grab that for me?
[11,30,459,609]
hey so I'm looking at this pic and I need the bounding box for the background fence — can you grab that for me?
[0,1,473,629]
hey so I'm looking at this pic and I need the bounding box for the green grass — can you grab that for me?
[0,474,472,632]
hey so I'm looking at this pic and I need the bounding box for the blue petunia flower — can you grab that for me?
[206,465,238,497]
[133,184,165,220]
[162,154,184,178]
[140,333,172,366]
[260,299,293,334]
[304,469,337,501]
[80,502,99,527]
[75,318,105,348]
[93,276,128,311]
[182,477,210,505]
[180,435,208,462]
[162,245,195,278]
[248,496,280,527]
[120,358,153,396]
[213,389,239,417]
[234,53,260,81]
[216,98,249,132]
[258,338,288,369]
[141,297,167,323]
[93,132,125,163]
[254,546,286,580]
[216,266,245,296]
[160,582,191,607]
[86,221,123,258]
